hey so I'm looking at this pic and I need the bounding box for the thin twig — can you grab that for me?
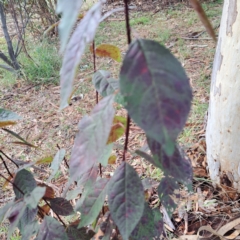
[0,155,13,178]
[43,199,66,228]
[0,172,23,195]
[0,150,19,168]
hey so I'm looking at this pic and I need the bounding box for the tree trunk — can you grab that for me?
[206,0,240,191]
[0,2,20,70]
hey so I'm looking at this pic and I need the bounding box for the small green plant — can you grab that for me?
[20,40,61,84]
[0,39,61,86]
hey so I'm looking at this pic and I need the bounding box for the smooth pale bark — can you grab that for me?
[206,0,240,191]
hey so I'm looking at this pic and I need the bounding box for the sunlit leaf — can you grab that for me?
[108,155,117,165]
[108,162,145,240]
[120,39,192,155]
[67,226,95,240]
[73,165,99,205]
[70,95,115,182]
[92,44,121,62]
[49,197,74,216]
[2,128,37,148]
[0,121,16,127]
[24,186,46,209]
[99,144,113,167]
[60,1,103,109]
[189,0,216,41]
[107,116,127,144]
[47,149,66,182]
[56,0,83,52]
[66,187,82,201]
[0,201,14,223]
[78,178,109,228]
[131,203,163,240]
[92,70,119,97]
[21,220,39,240]
[13,169,37,199]
[7,201,26,239]
[18,207,38,234]
[0,108,21,127]
[36,216,68,240]
[36,156,53,164]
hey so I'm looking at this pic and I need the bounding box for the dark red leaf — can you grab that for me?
[13,169,37,199]
[49,198,74,216]
[108,162,145,240]
[120,39,192,155]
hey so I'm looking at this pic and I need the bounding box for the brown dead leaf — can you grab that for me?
[220,184,238,201]
[193,167,208,177]
[38,183,55,199]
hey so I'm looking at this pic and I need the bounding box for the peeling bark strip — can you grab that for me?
[226,0,238,36]
[210,38,223,94]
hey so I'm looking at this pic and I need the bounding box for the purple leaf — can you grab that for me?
[0,201,14,222]
[67,226,95,240]
[158,177,180,216]
[69,95,115,182]
[56,0,83,52]
[120,39,192,155]
[147,136,192,185]
[36,216,68,240]
[60,1,103,109]
[108,162,144,240]
[49,197,74,216]
[92,70,119,97]
[131,203,163,240]
[13,169,37,199]
[153,209,164,237]
[7,201,26,239]
[100,212,114,240]
[78,178,109,228]
[147,136,192,216]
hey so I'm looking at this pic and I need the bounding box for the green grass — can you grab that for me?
[20,39,61,84]
[130,16,151,26]
[158,28,171,44]
[0,38,61,87]
[0,224,21,240]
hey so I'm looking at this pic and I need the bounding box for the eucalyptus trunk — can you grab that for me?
[206,0,240,191]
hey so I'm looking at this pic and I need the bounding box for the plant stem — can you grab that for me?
[93,41,98,104]
[123,0,132,161]
[0,150,19,168]
[124,0,132,44]
[0,172,24,195]
[0,155,13,178]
